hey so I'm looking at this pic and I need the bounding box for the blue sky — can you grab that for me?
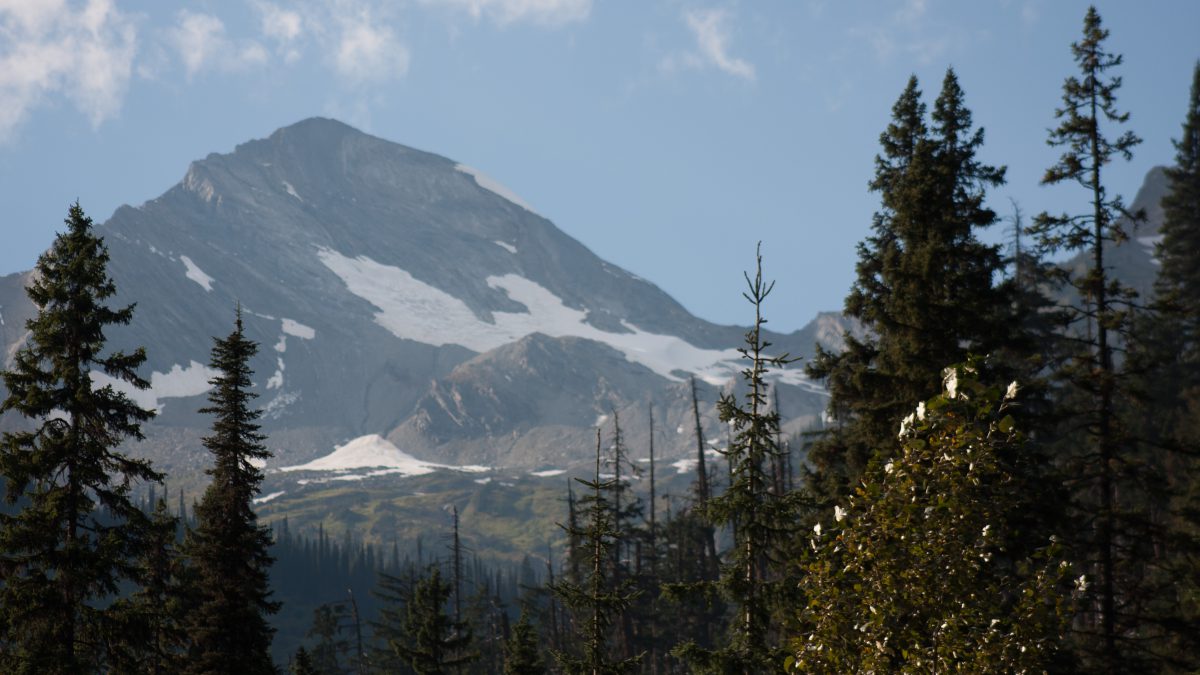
[0,0,1197,332]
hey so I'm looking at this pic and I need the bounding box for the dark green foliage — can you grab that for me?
[550,432,642,674]
[109,498,189,673]
[602,412,645,663]
[369,566,419,674]
[390,566,476,674]
[674,248,797,674]
[790,365,1073,672]
[1152,60,1200,669]
[183,311,279,674]
[0,203,162,673]
[291,646,319,675]
[463,571,510,673]
[1159,62,1200,319]
[308,604,350,674]
[1120,60,1200,671]
[1029,8,1153,670]
[502,610,544,675]
[657,381,725,665]
[806,70,1024,505]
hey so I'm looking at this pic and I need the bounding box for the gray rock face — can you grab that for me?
[0,118,841,479]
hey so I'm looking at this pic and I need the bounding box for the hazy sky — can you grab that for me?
[1,0,1197,331]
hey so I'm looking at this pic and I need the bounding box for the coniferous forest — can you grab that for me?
[2,7,1199,674]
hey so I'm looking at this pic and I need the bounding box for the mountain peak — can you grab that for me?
[272,116,362,138]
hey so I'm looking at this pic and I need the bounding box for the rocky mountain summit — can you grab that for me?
[0,118,843,491]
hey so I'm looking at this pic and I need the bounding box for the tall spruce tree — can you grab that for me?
[805,70,1020,506]
[184,310,279,674]
[1028,8,1149,670]
[0,203,161,673]
[1121,60,1200,671]
[1156,66,1200,665]
[675,247,796,674]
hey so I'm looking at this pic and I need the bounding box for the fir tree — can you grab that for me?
[370,568,417,673]
[0,203,162,673]
[502,610,544,675]
[1158,61,1200,320]
[291,646,319,675]
[790,365,1073,673]
[391,566,476,675]
[1152,60,1200,669]
[549,431,642,674]
[308,603,350,675]
[675,247,797,674]
[805,70,1024,506]
[1027,8,1147,670]
[109,498,188,674]
[1121,60,1200,671]
[183,310,279,674]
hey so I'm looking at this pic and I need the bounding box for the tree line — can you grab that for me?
[1,5,1198,673]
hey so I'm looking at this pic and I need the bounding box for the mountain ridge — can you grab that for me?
[0,118,842,491]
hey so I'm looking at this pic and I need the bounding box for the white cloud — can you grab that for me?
[663,8,756,81]
[0,0,137,140]
[170,10,268,77]
[332,8,409,83]
[258,2,303,42]
[425,0,591,27]
[171,11,222,75]
[250,1,409,84]
[255,1,304,63]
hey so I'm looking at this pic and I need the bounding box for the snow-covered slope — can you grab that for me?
[281,434,488,479]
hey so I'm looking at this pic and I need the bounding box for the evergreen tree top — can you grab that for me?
[1159,61,1200,307]
[1042,5,1141,193]
[200,307,269,478]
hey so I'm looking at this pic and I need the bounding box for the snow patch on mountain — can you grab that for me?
[494,240,518,254]
[282,181,302,201]
[281,318,315,339]
[455,164,537,214]
[254,491,285,505]
[315,247,818,387]
[266,357,285,390]
[179,256,214,291]
[671,458,697,474]
[530,468,566,477]
[264,390,299,419]
[90,360,219,412]
[280,434,489,476]
[1138,234,1164,265]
